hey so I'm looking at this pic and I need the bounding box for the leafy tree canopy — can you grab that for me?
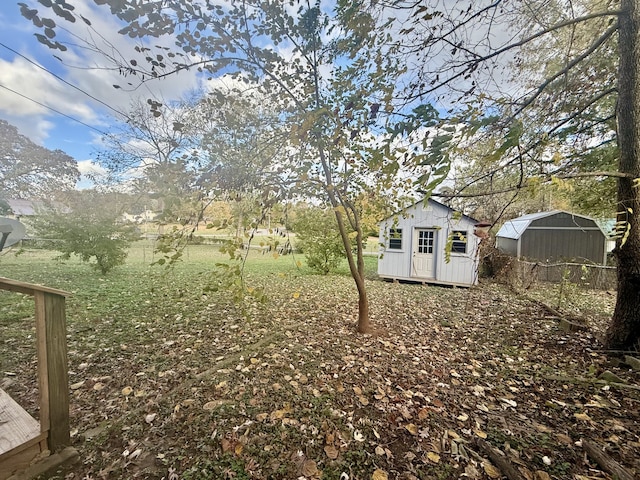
[0,119,79,198]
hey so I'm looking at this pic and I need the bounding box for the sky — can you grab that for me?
[0,1,521,193]
[0,1,203,188]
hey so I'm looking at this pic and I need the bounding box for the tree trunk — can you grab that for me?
[317,146,371,333]
[606,0,640,350]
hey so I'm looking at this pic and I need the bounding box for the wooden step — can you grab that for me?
[0,388,47,479]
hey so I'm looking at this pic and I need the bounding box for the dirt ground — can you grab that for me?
[2,274,638,480]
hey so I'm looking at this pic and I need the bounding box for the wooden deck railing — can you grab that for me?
[0,277,71,475]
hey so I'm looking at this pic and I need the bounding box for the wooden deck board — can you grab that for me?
[0,388,41,458]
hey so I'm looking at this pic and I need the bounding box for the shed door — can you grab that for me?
[412,229,435,278]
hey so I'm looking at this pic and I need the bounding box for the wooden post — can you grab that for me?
[34,291,70,452]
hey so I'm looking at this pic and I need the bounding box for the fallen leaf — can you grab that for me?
[534,471,551,480]
[93,382,104,391]
[375,445,385,455]
[371,469,388,480]
[301,459,318,477]
[70,381,85,390]
[353,430,365,442]
[221,438,232,453]
[324,444,339,459]
[121,386,133,396]
[474,429,487,439]
[574,412,591,421]
[145,413,156,424]
[405,423,419,435]
[483,462,501,479]
[255,413,268,422]
[426,452,440,463]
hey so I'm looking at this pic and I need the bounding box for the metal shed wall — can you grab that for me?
[520,228,606,263]
[496,236,518,256]
[496,211,607,264]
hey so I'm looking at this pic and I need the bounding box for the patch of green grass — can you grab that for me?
[181,456,250,480]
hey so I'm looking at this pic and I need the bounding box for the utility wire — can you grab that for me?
[0,41,130,120]
[0,82,108,136]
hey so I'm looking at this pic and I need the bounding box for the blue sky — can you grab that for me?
[0,1,202,187]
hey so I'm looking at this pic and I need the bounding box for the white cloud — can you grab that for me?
[0,0,203,148]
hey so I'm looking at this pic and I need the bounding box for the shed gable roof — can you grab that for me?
[496,210,605,240]
[379,197,478,225]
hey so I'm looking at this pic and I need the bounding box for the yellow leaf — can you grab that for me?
[121,386,133,396]
[372,468,389,480]
[534,471,551,480]
[292,291,300,299]
[324,444,339,459]
[483,462,501,479]
[353,385,363,395]
[405,423,419,435]
[474,429,488,439]
[426,451,440,463]
[574,412,591,421]
[234,443,243,456]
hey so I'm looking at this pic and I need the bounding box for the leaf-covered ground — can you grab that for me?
[0,246,638,479]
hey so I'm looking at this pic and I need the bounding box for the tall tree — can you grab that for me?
[95,97,205,221]
[23,0,432,333]
[0,118,79,198]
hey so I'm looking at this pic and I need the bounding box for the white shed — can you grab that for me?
[377,198,482,287]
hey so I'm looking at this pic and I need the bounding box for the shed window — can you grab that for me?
[418,230,434,254]
[388,228,402,249]
[450,230,467,253]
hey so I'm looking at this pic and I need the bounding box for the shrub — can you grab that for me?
[29,207,139,275]
[291,207,348,275]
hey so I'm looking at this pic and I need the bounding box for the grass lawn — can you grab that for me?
[0,243,638,480]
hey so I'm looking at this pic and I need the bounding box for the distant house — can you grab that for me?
[496,210,608,265]
[121,210,159,224]
[5,199,37,219]
[4,198,70,220]
[378,198,483,287]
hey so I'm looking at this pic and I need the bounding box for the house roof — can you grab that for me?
[379,197,479,225]
[496,210,604,240]
[6,198,36,216]
[5,198,70,216]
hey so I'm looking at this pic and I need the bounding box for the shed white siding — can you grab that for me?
[378,199,480,287]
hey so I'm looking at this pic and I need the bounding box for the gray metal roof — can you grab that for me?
[496,210,602,240]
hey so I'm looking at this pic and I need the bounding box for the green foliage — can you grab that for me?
[204,238,266,305]
[29,195,139,275]
[0,119,79,198]
[291,207,347,275]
